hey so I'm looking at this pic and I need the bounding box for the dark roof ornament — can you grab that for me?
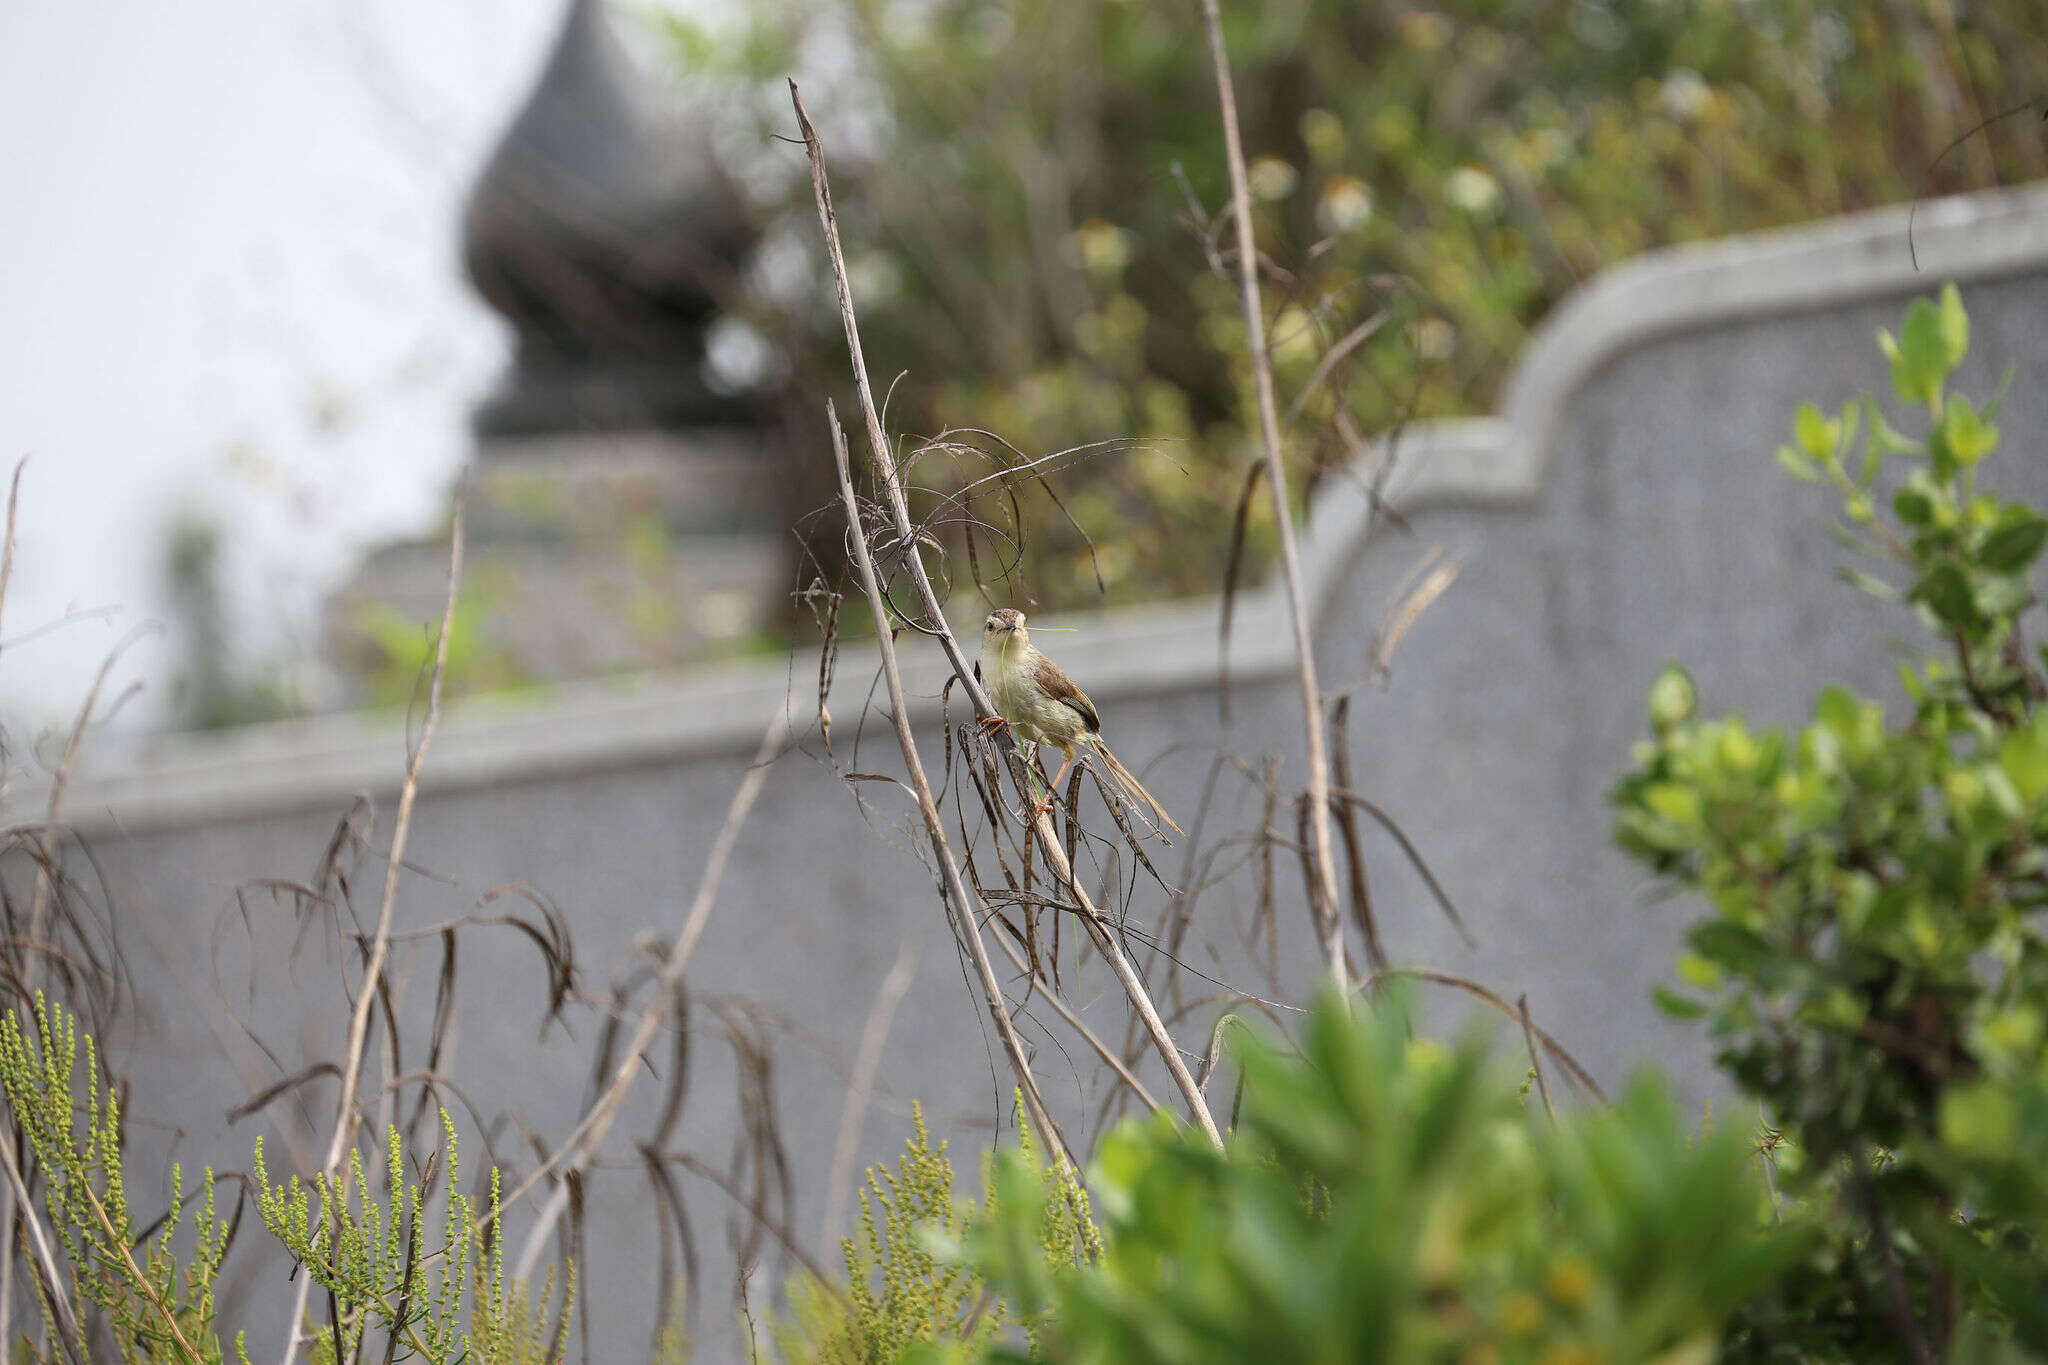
[461,0,755,435]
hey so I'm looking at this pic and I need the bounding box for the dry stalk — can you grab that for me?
[790,80,1223,1148]
[979,901,1163,1117]
[1517,993,1555,1123]
[825,406,1069,1161]
[0,458,22,659]
[1197,0,1347,988]
[282,504,464,1365]
[0,457,24,1354]
[505,709,795,1286]
[820,934,922,1246]
[26,631,146,983]
[0,1126,81,1362]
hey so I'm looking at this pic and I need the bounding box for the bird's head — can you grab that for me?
[982,608,1027,657]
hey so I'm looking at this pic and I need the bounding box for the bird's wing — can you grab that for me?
[1034,653,1100,732]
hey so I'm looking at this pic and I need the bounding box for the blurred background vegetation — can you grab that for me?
[666,0,2048,613]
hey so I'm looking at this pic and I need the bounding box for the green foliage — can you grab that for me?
[0,994,236,1363]
[0,994,568,1363]
[348,591,520,713]
[164,516,297,730]
[670,0,2048,609]
[962,993,1783,1364]
[776,1101,1097,1365]
[252,1115,570,1365]
[1614,287,2048,1359]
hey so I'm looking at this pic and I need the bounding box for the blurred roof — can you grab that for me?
[461,0,754,435]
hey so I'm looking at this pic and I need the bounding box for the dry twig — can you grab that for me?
[505,709,794,1286]
[282,503,464,1365]
[1518,993,1555,1123]
[1197,0,1346,988]
[821,935,922,1246]
[0,1128,81,1362]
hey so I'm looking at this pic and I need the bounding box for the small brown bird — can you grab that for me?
[978,608,1182,835]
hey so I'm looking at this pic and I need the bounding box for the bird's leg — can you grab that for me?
[1030,752,1075,823]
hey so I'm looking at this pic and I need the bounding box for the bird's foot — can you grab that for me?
[976,714,1011,738]
[1028,794,1058,824]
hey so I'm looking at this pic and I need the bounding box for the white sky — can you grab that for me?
[0,0,573,743]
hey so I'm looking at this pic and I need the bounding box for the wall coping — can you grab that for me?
[15,181,2048,836]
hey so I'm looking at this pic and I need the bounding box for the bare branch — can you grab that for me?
[0,457,24,662]
[503,708,794,1284]
[0,1128,82,1362]
[821,935,922,1246]
[1196,0,1346,988]
[284,502,464,1365]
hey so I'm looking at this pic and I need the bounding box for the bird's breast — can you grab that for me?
[990,656,1085,749]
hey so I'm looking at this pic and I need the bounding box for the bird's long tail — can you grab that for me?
[1088,739,1183,836]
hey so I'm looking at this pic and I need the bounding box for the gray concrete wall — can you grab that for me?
[9,182,2048,1361]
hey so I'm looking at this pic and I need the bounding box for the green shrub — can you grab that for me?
[777,1102,1097,1365]
[961,992,1785,1364]
[252,1117,569,1365]
[0,994,569,1364]
[0,995,236,1363]
[1613,285,2048,1359]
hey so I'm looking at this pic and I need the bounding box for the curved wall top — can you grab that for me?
[18,181,2048,836]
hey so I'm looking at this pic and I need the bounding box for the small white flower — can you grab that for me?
[1661,68,1711,123]
[1444,165,1501,215]
[1316,176,1374,234]
[704,317,773,393]
[1248,156,1298,202]
[1070,219,1134,275]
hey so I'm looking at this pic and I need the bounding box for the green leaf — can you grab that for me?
[2000,722,2048,804]
[1864,398,1922,457]
[1937,281,1969,370]
[1939,1080,2014,1159]
[1981,360,2018,420]
[1912,562,1978,627]
[1677,951,1723,989]
[1652,986,1708,1020]
[1815,684,1865,737]
[1688,921,1773,973]
[1940,393,1998,464]
[1893,476,1939,528]
[1794,402,1836,460]
[1834,566,1899,601]
[1643,782,1702,824]
[1886,296,1952,409]
[1979,508,2048,573]
[1648,664,1698,730]
[1776,444,1822,483]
